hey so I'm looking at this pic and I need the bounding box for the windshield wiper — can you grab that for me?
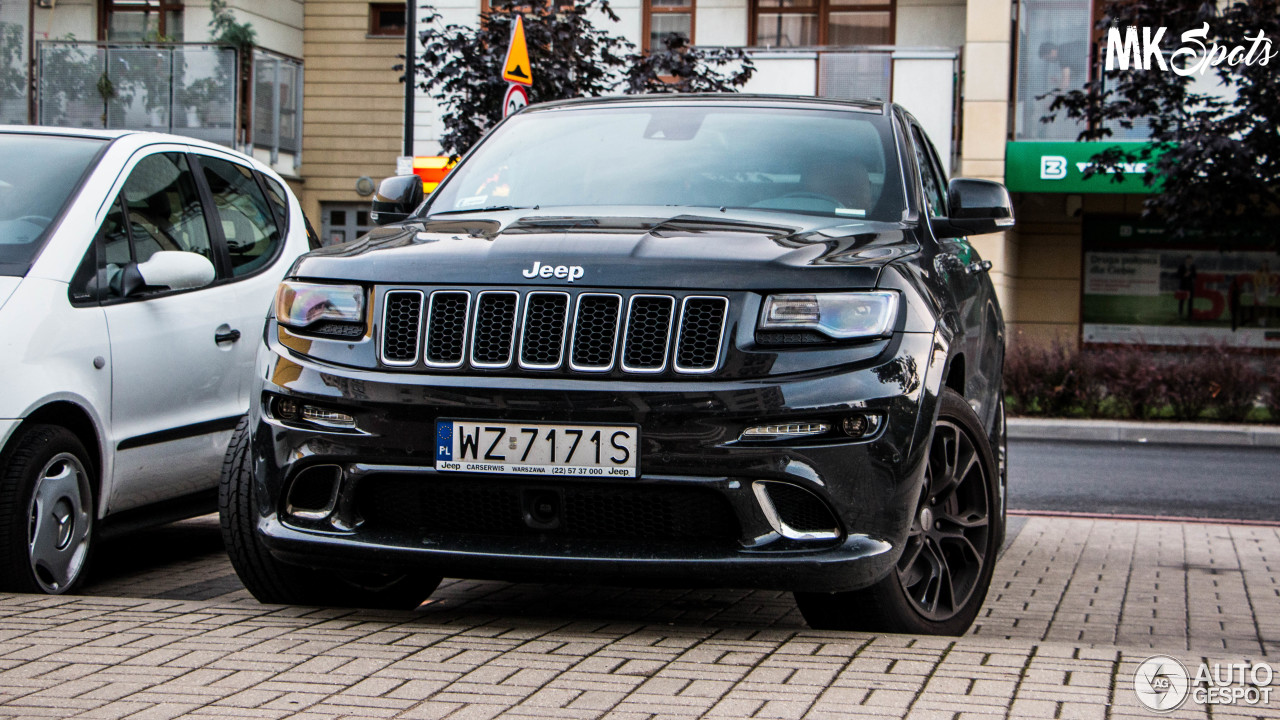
[428,205,533,216]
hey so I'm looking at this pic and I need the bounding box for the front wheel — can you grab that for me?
[795,387,1002,635]
[219,417,441,609]
[0,425,96,594]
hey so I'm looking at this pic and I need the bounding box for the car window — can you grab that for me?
[427,106,904,223]
[122,153,214,264]
[93,152,214,299]
[0,134,106,276]
[261,174,291,237]
[200,157,282,277]
[911,127,947,219]
[69,201,124,304]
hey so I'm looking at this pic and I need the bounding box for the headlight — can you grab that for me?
[275,281,365,330]
[758,291,898,340]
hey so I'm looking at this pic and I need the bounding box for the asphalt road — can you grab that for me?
[1007,438,1280,521]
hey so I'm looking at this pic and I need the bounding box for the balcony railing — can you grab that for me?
[35,40,302,171]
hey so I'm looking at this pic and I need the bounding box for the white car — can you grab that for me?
[0,127,315,594]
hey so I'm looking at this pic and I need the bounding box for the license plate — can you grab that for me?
[435,421,639,478]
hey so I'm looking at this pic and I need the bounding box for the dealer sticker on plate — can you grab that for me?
[435,420,639,477]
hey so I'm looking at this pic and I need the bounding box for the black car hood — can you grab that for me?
[293,207,920,290]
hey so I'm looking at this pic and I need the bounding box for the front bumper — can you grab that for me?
[250,329,940,593]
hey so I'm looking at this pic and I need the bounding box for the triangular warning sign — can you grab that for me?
[502,15,533,86]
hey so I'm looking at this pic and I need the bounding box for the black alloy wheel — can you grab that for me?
[896,418,991,622]
[794,387,1001,635]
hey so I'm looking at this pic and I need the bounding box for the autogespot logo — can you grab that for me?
[1134,655,1190,712]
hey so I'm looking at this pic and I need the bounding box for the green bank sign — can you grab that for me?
[1004,142,1162,194]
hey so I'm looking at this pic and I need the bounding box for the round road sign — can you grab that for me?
[503,84,528,118]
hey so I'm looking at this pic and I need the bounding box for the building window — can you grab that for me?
[479,1,576,13]
[752,0,893,48]
[369,3,406,37]
[100,0,184,42]
[321,204,375,247]
[644,0,695,51]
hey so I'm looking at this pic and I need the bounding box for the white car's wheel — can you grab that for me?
[0,425,95,594]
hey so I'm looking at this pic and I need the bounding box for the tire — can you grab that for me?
[219,416,442,609]
[794,388,1003,635]
[0,424,96,594]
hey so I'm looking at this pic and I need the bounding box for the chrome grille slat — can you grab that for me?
[425,291,470,367]
[380,290,424,365]
[519,292,571,370]
[470,291,519,368]
[621,294,676,373]
[569,293,623,372]
[673,296,729,374]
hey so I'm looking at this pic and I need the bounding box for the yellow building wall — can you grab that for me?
[300,0,405,228]
[1006,193,1149,345]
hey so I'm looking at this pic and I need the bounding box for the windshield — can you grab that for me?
[427,105,905,223]
[0,134,107,276]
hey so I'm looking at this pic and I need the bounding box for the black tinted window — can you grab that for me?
[201,157,282,277]
[428,106,904,222]
[912,127,947,219]
[0,134,105,275]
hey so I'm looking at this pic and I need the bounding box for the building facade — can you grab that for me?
[0,0,303,182]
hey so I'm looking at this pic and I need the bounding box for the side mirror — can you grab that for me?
[930,178,1015,239]
[127,250,216,295]
[371,175,425,225]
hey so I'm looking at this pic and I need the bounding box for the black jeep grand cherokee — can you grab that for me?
[221,95,1013,635]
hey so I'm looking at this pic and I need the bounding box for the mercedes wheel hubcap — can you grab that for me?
[27,454,92,593]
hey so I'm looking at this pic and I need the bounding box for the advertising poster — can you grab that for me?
[1081,218,1280,349]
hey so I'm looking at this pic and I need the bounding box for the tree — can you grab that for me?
[208,0,256,142]
[414,0,633,157]
[624,33,754,94]
[1044,0,1280,244]
[413,1,755,157]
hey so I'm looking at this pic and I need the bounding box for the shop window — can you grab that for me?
[645,0,695,51]
[369,3,406,37]
[752,0,893,48]
[100,0,184,42]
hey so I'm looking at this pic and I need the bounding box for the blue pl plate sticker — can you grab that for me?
[436,421,453,461]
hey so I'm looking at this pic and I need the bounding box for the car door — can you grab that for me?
[191,153,291,406]
[102,148,244,514]
[910,122,1000,427]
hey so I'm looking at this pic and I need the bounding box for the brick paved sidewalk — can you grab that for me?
[0,515,1271,719]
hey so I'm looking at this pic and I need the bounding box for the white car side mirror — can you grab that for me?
[136,251,216,291]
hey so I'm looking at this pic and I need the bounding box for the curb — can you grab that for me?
[1007,417,1280,448]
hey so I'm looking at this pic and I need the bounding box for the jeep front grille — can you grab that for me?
[519,292,570,369]
[470,291,519,368]
[425,291,469,367]
[379,288,728,376]
[381,291,423,365]
[569,293,622,372]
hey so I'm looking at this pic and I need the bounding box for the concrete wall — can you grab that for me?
[959,0,1014,316]
[897,0,965,48]
[299,0,405,226]
[185,1,304,58]
[31,0,95,42]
